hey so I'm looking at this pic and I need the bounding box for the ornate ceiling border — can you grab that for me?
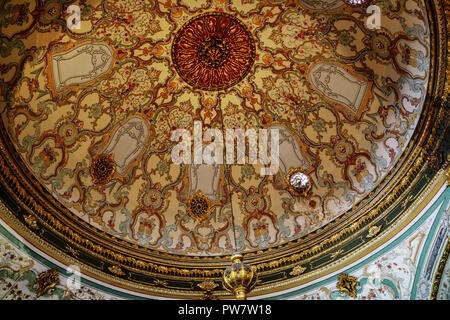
[0,0,448,298]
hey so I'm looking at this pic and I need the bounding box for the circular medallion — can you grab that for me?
[40,0,62,24]
[171,12,255,91]
[187,191,211,221]
[145,190,163,208]
[90,153,116,185]
[369,33,392,61]
[58,121,78,146]
[286,168,311,197]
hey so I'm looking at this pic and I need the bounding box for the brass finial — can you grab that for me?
[222,253,257,300]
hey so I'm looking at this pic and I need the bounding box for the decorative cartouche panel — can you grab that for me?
[47,42,115,94]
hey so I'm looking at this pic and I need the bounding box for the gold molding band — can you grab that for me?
[444,0,450,101]
[430,239,450,300]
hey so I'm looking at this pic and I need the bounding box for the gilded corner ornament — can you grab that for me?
[337,273,359,298]
[35,268,60,297]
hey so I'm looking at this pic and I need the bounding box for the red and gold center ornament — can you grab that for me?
[171,12,256,91]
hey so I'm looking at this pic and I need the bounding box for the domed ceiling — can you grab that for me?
[0,0,448,299]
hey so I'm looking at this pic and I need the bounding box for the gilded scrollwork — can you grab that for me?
[108,265,126,276]
[336,273,359,298]
[290,265,306,276]
[24,214,38,230]
[366,225,382,238]
[35,269,59,298]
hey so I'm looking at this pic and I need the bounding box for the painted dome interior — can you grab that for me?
[1,0,430,255]
[0,0,448,300]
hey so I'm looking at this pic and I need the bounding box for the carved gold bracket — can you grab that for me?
[35,269,59,297]
[337,273,359,298]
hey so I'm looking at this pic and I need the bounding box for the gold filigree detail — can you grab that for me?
[153,279,168,287]
[200,290,218,300]
[337,273,359,298]
[0,139,445,297]
[366,225,382,238]
[286,167,311,197]
[330,249,344,259]
[64,244,80,258]
[90,153,116,184]
[198,279,219,300]
[24,214,38,229]
[187,190,211,221]
[198,279,219,291]
[0,0,445,297]
[35,268,59,297]
[290,265,306,276]
[108,265,126,276]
